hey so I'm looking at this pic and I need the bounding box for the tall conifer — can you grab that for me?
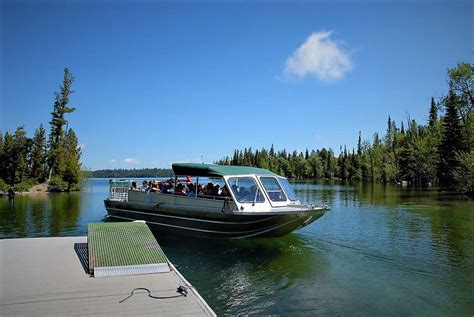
[48,68,76,180]
[428,97,438,126]
[438,90,464,188]
[31,124,47,181]
[63,129,81,191]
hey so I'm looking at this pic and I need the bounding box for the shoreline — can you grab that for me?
[0,190,81,196]
[0,183,81,196]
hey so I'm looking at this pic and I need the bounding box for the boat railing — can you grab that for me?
[108,179,130,201]
[108,178,234,202]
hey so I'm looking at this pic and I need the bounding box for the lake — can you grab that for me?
[1,179,473,316]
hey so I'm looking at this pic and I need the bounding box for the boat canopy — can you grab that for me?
[172,163,276,177]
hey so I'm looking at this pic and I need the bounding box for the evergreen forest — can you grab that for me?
[0,68,82,192]
[216,62,474,195]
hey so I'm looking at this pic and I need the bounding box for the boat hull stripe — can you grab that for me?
[106,206,281,225]
[107,213,307,239]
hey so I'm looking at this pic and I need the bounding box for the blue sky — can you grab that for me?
[1,1,472,170]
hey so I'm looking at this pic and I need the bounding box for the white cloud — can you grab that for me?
[313,133,323,140]
[109,159,117,164]
[123,158,139,164]
[284,31,352,82]
[78,143,87,151]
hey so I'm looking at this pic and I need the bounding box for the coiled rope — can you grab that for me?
[119,286,188,303]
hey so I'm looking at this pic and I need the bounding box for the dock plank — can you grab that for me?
[0,237,215,316]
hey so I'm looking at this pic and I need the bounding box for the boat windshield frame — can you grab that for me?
[277,177,298,201]
[258,176,288,203]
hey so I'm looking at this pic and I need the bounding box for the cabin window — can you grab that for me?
[260,177,287,202]
[227,177,265,203]
[278,177,298,201]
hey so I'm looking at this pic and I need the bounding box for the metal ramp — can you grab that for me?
[88,222,170,278]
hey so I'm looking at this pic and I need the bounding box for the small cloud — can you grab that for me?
[78,143,87,150]
[123,157,139,164]
[313,133,324,140]
[284,31,352,82]
[109,159,117,164]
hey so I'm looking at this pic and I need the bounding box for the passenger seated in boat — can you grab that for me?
[142,180,149,191]
[204,183,214,196]
[130,181,138,190]
[248,185,261,201]
[238,188,252,202]
[197,184,204,195]
[157,182,164,192]
[212,184,220,196]
[220,185,230,198]
[187,183,196,197]
[175,183,186,195]
[159,182,166,193]
[161,181,172,193]
[150,181,160,192]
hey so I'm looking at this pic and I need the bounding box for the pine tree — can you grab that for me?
[428,97,438,127]
[337,145,350,181]
[231,150,239,165]
[3,127,31,184]
[62,129,82,191]
[30,124,47,181]
[438,90,464,188]
[357,131,362,156]
[48,68,76,180]
[1,133,14,183]
[254,149,260,167]
[370,133,383,181]
[398,121,419,184]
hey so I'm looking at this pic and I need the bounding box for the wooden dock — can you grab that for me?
[0,234,215,316]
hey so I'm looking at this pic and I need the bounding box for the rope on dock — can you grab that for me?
[119,286,188,303]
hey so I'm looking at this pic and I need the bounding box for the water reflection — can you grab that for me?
[0,179,473,315]
[0,193,83,237]
[295,181,474,316]
[157,233,328,315]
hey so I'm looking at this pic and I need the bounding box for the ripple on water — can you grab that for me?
[1,180,473,316]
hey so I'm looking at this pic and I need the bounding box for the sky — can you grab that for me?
[1,0,472,170]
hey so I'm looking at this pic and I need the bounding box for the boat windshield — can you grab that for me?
[227,177,265,203]
[278,177,298,201]
[259,176,287,202]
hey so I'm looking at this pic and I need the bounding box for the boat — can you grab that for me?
[104,163,329,238]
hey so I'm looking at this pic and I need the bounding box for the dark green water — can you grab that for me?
[1,179,473,316]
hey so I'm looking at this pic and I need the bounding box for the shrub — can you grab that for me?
[0,179,9,192]
[13,179,38,192]
[48,176,67,192]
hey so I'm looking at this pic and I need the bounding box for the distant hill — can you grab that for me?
[91,168,173,178]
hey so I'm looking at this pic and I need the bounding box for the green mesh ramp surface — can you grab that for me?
[88,222,169,277]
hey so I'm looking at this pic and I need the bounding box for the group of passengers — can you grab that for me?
[230,184,261,202]
[130,177,230,198]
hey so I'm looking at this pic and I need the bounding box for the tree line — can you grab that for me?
[91,168,173,178]
[216,62,473,195]
[0,68,82,192]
